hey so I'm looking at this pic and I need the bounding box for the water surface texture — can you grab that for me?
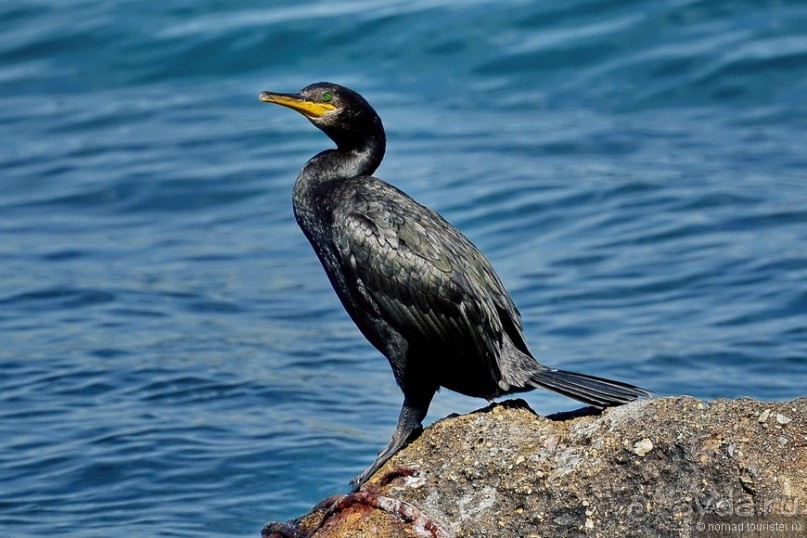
[1,0,806,535]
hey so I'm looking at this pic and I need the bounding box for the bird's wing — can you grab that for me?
[332,179,530,380]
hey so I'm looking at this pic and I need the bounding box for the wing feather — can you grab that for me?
[331,179,529,385]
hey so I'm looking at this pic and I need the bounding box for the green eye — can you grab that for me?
[322,92,333,102]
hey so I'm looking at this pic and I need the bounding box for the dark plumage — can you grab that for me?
[259,82,650,489]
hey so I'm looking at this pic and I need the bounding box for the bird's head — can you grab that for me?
[259,82,384,151]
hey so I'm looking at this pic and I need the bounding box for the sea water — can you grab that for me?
[1,1,805,535]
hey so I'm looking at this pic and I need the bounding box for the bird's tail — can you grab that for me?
[528,367,650,409]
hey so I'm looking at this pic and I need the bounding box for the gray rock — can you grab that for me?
[263,396,806,538]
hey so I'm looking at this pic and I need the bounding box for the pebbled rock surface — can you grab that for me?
[263,396,807,538]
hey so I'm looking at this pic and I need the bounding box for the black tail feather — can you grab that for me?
[529,368,650,409]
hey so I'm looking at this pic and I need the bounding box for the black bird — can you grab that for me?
[259,82,650,489]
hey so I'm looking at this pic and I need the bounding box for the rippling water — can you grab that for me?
[1,0,806,535]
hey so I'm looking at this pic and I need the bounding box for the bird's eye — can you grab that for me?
[322,92,333,102]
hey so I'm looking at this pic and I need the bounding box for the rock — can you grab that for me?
[776,413,792,425]
[263,396,806,538]
[632,438,654,457]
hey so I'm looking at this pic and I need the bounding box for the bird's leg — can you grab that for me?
[350,392,432,490]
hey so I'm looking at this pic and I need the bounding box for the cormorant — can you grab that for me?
[259,82,650,489]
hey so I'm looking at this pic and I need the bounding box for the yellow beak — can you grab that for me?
[259,91,336,119]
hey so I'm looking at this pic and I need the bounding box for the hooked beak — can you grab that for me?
[259,91,336,119]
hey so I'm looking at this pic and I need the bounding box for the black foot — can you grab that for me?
[350,424,422,491]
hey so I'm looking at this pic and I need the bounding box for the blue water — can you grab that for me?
[1,0,806,535]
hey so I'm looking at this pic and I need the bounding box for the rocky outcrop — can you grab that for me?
[263,396,806,537]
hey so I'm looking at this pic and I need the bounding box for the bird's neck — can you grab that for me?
[292,109,386,234]
[294,127,385,195]
[304,146,381,183]
[293,134,385,233]
[302,112,386,182]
